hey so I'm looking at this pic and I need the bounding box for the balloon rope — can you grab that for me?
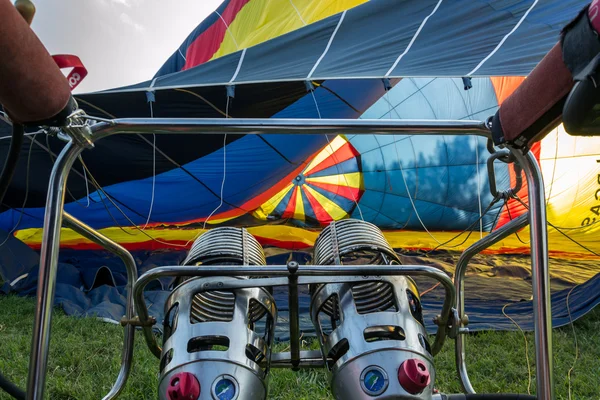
[502,302,532,395]
[475,138,483,238]
[513,195,600,257]
[566,284,579,400]
[79,155,90,208]
[203,96,230,230]
[463,82,483,239]
[385,89,443,245]
[424,197,503,254]
[0,131,39,141]
[142,100,156,230]
[142,133,156,230]
[396,157,443,245]
[385,91,411,231]
[0,133,37,248]
[310,89,322,119]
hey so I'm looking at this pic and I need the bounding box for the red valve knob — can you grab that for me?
[398,359,431,394]
[167,372,200,400]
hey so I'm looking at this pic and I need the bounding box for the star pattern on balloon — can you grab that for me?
[254,136,364,226]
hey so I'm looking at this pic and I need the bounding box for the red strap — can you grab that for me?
[590,0,600,34]
[51,54,87,91]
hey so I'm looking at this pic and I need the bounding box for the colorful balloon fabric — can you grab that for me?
[253,136,363,226]
[0,0,598,259]
[1,0,600,337]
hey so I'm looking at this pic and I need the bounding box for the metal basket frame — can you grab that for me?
[23,118,553,400]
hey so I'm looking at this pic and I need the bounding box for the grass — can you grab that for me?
[0,295,599,399]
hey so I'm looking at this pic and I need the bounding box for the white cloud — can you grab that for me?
[33,0,222,92]
[110,0,145,7]
[119,12,144,32]
[111,0,131,6]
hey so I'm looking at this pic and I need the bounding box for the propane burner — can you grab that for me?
[313,219,401,322]
[351,281,398,314]
[183,227,268,325]
[183,227,267,266]
[159,227,276,400]
[311,219,435,399]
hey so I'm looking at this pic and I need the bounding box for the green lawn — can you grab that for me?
[0,295,598,399]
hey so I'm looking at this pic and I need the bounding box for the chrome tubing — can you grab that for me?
[133,264,455,357]
[454,213,529,394]
[29,118,489,399]
[511,149,554,400]
[268,350,325,369]
[159,276,276,400]
[26,142,85,400]
[87,118,491,141]
[62,213,137,400]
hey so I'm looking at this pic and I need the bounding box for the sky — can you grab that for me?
[30,0,222,93]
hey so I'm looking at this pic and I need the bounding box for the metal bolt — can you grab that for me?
[287,261,299,274]
[461,314,470,326]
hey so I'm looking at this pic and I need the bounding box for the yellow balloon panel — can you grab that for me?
[540,125,600,255]
[14,224,599,259]
[541,126,600,227]
[211,0,367,62]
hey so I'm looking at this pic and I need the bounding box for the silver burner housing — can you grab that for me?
[159,228,276,400]
[311,219,435,400]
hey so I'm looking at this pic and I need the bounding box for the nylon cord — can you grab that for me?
[396,142,444,245]
[385,90,412,230]
[0,131,41,141]
[76,95,233,249]
[43,134,90,207]
[502,302,532,395]
[79,156,90,208]
[513,195,600,257]
[79,160,141,236]
[79,158,210,247]
[566,284,580,400]
[142,133,156,230]
[203,95,230,230]
[506,200,529,245]
[385,89,442,239]
[0,133,37,248]
[424,197,502,255]
[464,86,483,239]
[143,100,156,230]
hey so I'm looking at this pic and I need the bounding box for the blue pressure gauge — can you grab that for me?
[360,366,389,396]
[212,375,238,400]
